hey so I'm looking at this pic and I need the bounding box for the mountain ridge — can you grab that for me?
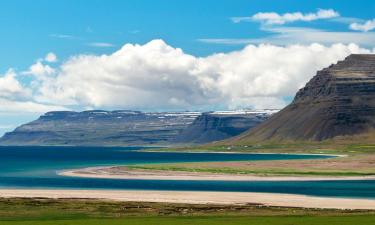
[0,110,275,146]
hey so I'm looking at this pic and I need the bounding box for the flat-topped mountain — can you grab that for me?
[230,54,375,143]
[0,110,274,146]
[174,110,277,144]
[0,110,199,146]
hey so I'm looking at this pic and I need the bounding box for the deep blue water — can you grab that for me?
[0,146,374,199]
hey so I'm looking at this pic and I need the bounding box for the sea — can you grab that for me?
[0,146,374,199]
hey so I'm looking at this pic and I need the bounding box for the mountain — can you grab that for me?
[0,110,274,146]
[229,54,375,143]
[0,110,199,146]
[174,110,277,144]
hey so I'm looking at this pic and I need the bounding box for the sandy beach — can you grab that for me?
[59,166,375,181]
[0,189,374,210]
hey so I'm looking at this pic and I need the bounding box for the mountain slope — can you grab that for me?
[229,54,375,143]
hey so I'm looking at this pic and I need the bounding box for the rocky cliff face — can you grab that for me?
[174,110,275,144]
[231,54,375,142]
[0,110,274,146]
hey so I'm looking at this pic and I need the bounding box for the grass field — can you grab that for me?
[125,154,375,177]
[0,198,374,225]
[148,143,375,155]
[3,216,375,225]
[133,142,375,177]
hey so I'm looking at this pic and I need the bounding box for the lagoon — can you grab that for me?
[0,146,374,199]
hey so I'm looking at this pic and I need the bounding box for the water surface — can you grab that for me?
[0,146,374,199]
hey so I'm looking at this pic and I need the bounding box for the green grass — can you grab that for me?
[127,165,375,176]
[144,143,375,155]
[3,215,375,225]
[134,142,375,177]
[0,198,374,225]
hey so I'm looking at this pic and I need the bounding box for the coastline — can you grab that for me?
[59,166,375,181]
[0,189,374,210]
[138,149,347,157]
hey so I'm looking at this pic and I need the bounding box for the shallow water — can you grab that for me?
[0,146,374,199]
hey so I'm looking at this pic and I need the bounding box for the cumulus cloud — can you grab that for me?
[350,19,375,32]
[23,61,55,78]
[31,40,373,110]
[45,52,58,62]
[232,9,339,25]
[0,69,30,99]
[0,69,65,113]
[2,40,373,112]
[35,40,203,108]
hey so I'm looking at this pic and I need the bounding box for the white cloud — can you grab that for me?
[198,27,375,47]
[2,40,373,113]
[32,40,374,110]
[35,40,201,108]
[87,42,115,47]
[45,52,58,62]
[350,19,375,32]
[0,69,30,99]
[22,61,55,78]
[0,69,65,113]
[233,9,339,25]
[0,98,67,113]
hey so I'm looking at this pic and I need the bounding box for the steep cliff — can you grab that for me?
[174,110,275,144]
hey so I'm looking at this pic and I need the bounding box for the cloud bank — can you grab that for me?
[20,40,373,111]
[1,40,374,113]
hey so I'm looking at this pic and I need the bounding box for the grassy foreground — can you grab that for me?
[4,216,375,225]
[0,198,374,225]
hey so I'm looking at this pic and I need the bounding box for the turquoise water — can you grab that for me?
[0,146,374,199]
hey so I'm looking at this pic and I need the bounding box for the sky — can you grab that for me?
[0,0,375,135]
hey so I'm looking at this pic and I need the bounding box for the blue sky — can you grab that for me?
[0,0,375,135]
[2,0,374,71]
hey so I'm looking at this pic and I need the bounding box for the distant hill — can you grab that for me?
[227,54,375,144]
[0,110,274,146]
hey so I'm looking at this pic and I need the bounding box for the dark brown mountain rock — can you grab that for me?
[231,54,375,142]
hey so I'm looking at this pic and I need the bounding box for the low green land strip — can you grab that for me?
[0,198,374,225]
[127,165,375,177]
[144,143,375,155]
[3,215,375,225]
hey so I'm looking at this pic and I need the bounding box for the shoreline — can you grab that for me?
[0,189,374,210]
[137,149,347,157]
[59,166,375,181]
